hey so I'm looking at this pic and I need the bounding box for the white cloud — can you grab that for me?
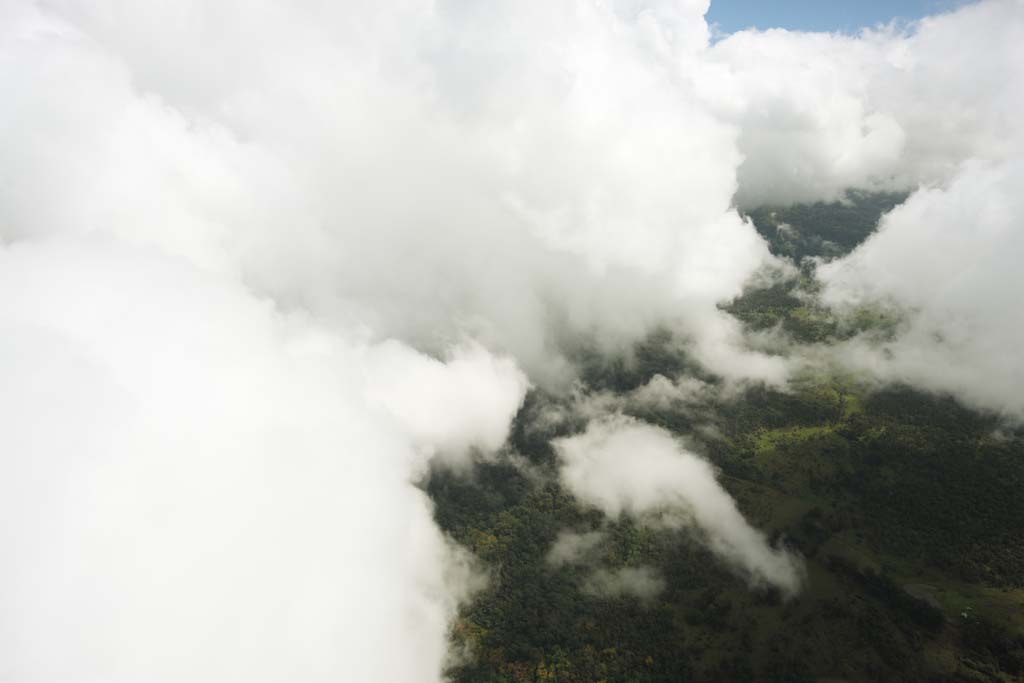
[553,415,804,596]
[0,240,513,682]
[698,0,1024,418]
[1,0,787,386]
[2,0,1024,678]
[821,160,1024,418]
[630,374,713,411]
[703,0,1024,208]
[365,341,529,466]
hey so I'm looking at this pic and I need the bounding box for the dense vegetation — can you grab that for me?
[424,195,1024,682]
[743,190,908,263]
[725,189,908,344]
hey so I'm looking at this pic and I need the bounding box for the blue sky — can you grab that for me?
[705,0,975,35]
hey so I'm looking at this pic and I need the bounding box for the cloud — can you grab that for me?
[2,0,1024,679]
[582,567,667,601]
[553,415,804,596]
[365,341,529,467]
[546,530,608,567]
[546,529,666,600]
[0,239,516,682]
[696,0,1024,418]
[2,0,790,386]
[629,374,713,411]
[0,3,760,677]
[821,160,1024,418]
[4,1,1020,388]
[703,0,1024,208]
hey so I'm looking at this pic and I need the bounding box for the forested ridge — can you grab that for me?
[425,195,1024,683]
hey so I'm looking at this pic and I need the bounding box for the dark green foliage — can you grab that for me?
[722,266,902,345]
[745,190,908,263]
[725,191,908,344]
[832,389,1024,587]
[960,615,1024,677]
[721,280,807,333]
[826,555,945,632]
[428,361,1024,682]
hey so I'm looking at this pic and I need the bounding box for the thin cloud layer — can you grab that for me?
[582,566,668,601]
[546,530,609,567]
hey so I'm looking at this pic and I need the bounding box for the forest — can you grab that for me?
[425,193,1024,683]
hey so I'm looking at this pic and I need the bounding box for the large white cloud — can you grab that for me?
[821,160,1024,418]
[0,239,524,682]
[704,0,1024,208]
[2,0,785,385]
[1,3,761,679]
